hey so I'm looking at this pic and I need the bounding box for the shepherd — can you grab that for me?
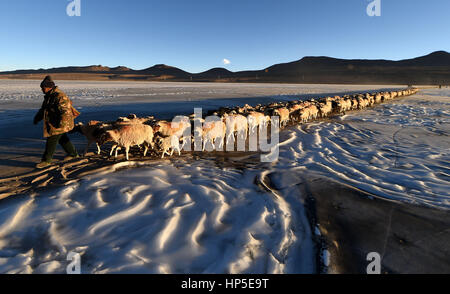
[33,76,80,168]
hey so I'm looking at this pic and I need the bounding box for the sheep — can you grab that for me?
[351,98,359,110]
[362,97,371,108]
[100,124,154,160]
[374,93,382,104]
[358,96,369,109]
[365,94,375,107]
[291,107,310,123]
[235,104,254,114]
[302,100,313,108]
[154,118,191,149]
[254,104,265,112]
[105,115,155,155]
[201,120,226,151]
[223,113,248,143]
[155,135,181,158]
[383,92,392,101]
[288,103,303,112]
[319,97,332,103]
[247,111,268,132]
[333,96,342,102]
[335,99,348,113]
[273,108,290,127]
[243,104,254,111]
[318,101,333,117]
[307,104,319,119]
[347,98,354,110]
[71,121,113,155]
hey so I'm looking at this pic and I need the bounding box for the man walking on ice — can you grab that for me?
[33,76,80,169]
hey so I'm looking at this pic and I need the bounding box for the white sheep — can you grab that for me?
[223,113,248,143]
[154,118,191,149]
[202,120,226,151]
[307,104,319,119]
[298,107,310,123]
[101,124,154,160]
[374,93,382,104]
[247,111,269,132]
[156,135,181,158]
[318,101,332,117]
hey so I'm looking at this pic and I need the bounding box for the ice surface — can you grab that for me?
[0,79,404,108]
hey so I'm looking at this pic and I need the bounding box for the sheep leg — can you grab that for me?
[125,146,130,161]
[143,144,149,157]
[96,143,101,155]
[110,145,117,156]
[226,133,232,145]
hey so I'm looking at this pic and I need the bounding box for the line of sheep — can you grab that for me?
[71,88,419,160]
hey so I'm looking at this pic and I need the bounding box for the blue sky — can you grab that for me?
[0,0,449,73]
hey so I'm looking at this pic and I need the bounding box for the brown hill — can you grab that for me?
[1,51,449,84]
[194,68,234,80]
[254,51,450,84]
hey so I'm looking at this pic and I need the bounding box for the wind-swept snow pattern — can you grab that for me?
[0,159,315,274]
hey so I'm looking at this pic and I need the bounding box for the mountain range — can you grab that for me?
[1,51,449,85]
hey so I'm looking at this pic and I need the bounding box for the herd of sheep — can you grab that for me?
[72,87,419,160]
